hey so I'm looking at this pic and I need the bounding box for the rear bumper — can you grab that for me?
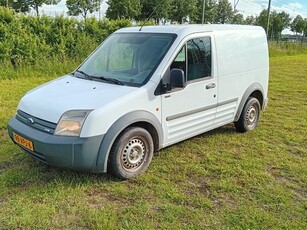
[7,116,104,172]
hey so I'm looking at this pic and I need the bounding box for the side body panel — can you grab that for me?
[160,32,218,146]
[158,28,269,147]
[80,81,161,138]
[214,29,269,126]
[162,80,217,145]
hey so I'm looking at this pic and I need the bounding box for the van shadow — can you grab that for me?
[4,123,237,189]
[4,154,119,190]
[198,123,237,137]
[157,123,237,154]
[36,161,118,184]
[39,124,237,183]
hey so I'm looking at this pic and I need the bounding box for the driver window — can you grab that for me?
[170,37,211,82]
[170,46,186,78]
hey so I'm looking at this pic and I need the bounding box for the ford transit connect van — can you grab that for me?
[8,24,269,179]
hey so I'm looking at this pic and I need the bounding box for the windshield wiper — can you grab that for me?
[74,70,93,80]
[74,71,124,85]
[94,76,125,85]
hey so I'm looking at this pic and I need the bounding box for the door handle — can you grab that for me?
[206,83,216,89]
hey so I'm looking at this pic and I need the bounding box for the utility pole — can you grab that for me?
[234,0,240,12]
[266,0,272,37]
[99,0,104,20]
[202,0,206,24]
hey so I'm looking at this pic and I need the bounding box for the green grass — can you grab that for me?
[269,42,307,57]
[0,54,307,229]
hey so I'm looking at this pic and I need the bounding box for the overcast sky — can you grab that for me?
[40,0,307,21]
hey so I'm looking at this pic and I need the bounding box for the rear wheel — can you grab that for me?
[235,97,261,133]
[108,127,154,180]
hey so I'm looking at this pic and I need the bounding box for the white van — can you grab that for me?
[8,24,269,179]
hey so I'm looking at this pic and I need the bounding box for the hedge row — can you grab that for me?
[0,7,132,68]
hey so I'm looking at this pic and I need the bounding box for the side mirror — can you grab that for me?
[170,68,186,89]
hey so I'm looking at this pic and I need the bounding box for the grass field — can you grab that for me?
[0,54,307,229]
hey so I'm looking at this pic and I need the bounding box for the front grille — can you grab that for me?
[16,110,57,134]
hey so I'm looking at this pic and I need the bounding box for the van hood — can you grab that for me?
[18,75,137,123]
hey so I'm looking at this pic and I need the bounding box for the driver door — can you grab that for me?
[161,36,217,146]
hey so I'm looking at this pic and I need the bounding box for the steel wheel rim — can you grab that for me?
[121,137,147,172]
[245,104,258,129]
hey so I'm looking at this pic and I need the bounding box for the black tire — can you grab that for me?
[107,127,154,180]
[235,97,261,133]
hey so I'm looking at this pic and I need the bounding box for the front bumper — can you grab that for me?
[7,116,104,172]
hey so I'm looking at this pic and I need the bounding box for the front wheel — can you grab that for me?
[235,97,261,133]
[107,127,154,180]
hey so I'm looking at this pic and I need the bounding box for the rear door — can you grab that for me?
[161,35,217,146]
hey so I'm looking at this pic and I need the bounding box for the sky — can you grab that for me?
[39,0,307,22]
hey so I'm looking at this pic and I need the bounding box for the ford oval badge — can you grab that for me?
[27,118,34,125]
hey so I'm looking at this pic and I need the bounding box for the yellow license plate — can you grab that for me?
[13,132,34,152]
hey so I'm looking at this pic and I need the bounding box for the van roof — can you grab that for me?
[115,24,264,35]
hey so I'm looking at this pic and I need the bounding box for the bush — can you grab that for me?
[1,6,307,72]
[0,7,132,70]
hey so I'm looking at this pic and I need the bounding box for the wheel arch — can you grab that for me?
[126,121,160,151]
[95,110,163,173]
[234,83,264,122]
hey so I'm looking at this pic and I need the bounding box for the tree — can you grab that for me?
[31,0,61,17]
[291,15,305,35]
[245,15,256,25]
[270,11,290,39]
[106,0,141,20]
[190,0,217,24]
[1,0,60,16]
[3,0,30,13]
[66,0,102,20]
[256,10,290,40]
[214,0,233,24]
[255,9,269,31]
[232,12,244,24]
[137,0,172,24]
[169,0,197,23]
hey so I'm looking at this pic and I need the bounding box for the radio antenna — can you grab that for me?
[139,8,157,32]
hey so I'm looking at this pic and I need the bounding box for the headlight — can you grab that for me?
[54,110,92,136]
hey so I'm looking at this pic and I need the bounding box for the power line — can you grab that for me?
[238,0,306,18]
[240,0,297,12]
[272,0,300,12]
[241,0,262,8]
[234,0,240,11]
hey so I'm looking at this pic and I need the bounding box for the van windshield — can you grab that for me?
[76,33,176,87]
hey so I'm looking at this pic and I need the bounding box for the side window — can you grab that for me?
[170,46,186,75]
[170,37,211,82]
[187,37,211,81]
